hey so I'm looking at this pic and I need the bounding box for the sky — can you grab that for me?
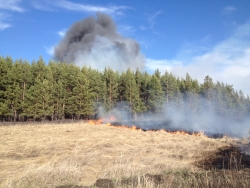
[1,0,250,94]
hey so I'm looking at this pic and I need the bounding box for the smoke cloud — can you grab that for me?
[54,13,145,71]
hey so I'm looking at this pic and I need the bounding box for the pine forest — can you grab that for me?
[0,56,250,123]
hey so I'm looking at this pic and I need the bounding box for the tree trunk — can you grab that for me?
[14,110,17,122]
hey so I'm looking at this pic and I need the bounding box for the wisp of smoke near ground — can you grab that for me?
[54,13,145,71]
[98,98,250,138]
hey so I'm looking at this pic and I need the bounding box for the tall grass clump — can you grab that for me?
[5,161,81,188]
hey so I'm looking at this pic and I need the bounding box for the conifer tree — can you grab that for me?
[139,71,151,111]
[161,71,179,103]
[213,81,223,115]
[23,57,54,120]
[201,75,214,111]
[24,78,53,120]
[64,64,81,119]
[70,70,95,119]
[118,71,126,102]
[5,60,23,121]
[18,60,32,120]
[81,66,103,113]
[147,74,164,113]
[135,68,147,113]
[123,68,144,118]
[0,56,13,120]
[102,68,119,111]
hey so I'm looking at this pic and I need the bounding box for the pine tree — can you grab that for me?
[213,82,223,116]
[118,71,126,102]
[147,74,164,113]
[24,78,53,120]
[123,68,143,118]
[23,57,54,120]
[201,75,214,111]
[161,71,180,103]
[135,68,147,113]
[181,74,192,111]
[0,56,13,121]
[48,61,71,120]
[57,63,70,119]
[102,68,119,111]
[71,73,95,119]
[238,90,248,117]
[64,64,81,119]
[18,60,32,121]
[81,66,103,115]
[139,71,151,111]
[5,60,23,121]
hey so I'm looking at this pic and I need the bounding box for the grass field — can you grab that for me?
[0,121,249,188]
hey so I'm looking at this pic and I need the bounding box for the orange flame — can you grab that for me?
[106,123,111,126]
[87,119,206,137]
[168,130,189,135]
[88,119,104,125]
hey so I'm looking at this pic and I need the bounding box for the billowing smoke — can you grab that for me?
[54,13,145,71]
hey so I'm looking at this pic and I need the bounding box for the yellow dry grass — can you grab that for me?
[0,121,236,187]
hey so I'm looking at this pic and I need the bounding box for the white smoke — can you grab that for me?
[98,100,250,138]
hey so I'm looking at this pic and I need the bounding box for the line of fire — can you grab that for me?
[87,116,226,138]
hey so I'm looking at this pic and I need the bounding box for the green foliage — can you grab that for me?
[147,74,164,113]
[103,68,119,111]
[1,55,250,121]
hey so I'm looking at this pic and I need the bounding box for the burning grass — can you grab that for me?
[0,121,249,187]
[87,119,208,137]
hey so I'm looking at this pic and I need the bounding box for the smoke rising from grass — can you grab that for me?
[159,101,250,138]
[98,99,250,138]
[54,13,145,71]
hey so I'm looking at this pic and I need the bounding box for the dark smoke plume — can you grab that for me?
[54,13,144,71]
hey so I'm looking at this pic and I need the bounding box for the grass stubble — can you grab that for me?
[0,121,249,188]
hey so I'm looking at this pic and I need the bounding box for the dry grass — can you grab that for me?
[0,121,248,187]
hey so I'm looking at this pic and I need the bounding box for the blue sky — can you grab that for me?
[1,0,250,94]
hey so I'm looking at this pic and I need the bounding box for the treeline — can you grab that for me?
[0,56,250,122]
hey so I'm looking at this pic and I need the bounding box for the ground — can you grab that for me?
[0,121,249,187]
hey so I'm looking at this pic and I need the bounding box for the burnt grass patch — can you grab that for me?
[89,174,167,188]
[196,145,250,170]
[110,121,225,138]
